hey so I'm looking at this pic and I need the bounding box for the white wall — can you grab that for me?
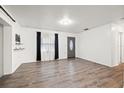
[12,24,22,73]
[3,26,12,74]
[111,26,120,66]
[119,24,124,63]
[0,9,13,75]
[77,24,113,67]
[111,23,124,64]
[13,27,76,64]
[59,32,77,59]
[123,33,124,63]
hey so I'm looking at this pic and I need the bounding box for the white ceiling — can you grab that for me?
[4,5,124,33]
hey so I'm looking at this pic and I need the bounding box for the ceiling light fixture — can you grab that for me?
[59,16,73,26]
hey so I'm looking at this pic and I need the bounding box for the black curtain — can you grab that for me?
[36,32,41,61]
[55,33,59,59]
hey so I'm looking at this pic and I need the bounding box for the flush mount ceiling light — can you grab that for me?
[59,16,73,26]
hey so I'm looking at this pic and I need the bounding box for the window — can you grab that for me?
[41,33,55,61]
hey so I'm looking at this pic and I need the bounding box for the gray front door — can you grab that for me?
[67,37,75,58]
[0,24,3,78]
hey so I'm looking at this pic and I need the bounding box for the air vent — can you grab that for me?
[84,28,89,31]
[120,17,124,20]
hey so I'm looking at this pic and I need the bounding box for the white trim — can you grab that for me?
[0,23,3,77]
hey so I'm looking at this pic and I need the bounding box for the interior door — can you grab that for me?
[67,37,75,58]
[0,24,3,78]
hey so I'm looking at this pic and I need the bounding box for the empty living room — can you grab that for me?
[0,0,124,91]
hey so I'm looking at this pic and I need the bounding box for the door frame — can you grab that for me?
[0,24,3,78]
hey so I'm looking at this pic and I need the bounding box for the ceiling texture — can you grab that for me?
[4,5,124,33]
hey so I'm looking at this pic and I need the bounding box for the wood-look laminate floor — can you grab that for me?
[0,58,123,88]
